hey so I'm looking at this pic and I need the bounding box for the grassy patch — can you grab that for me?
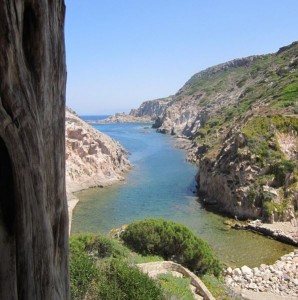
[201,275,242,300]
[242,116,298,165]
[157,273,194,300]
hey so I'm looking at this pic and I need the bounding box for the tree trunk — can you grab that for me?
[0,1,69,299]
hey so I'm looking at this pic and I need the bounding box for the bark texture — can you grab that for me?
[0,1,69,299]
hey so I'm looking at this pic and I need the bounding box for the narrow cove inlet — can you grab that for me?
[71,121,294,268]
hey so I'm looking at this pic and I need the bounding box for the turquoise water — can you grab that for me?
[71,122,294,267]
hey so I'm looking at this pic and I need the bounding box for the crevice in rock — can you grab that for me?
[0,137,16,235]
[22,3,40,79]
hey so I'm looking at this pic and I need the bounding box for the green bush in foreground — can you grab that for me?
[121,218,222,276]
[89,259,163,300]
[70,234,164,300]
[69,236,98,299]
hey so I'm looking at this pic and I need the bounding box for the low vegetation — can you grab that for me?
[157,273,194,300]
[201,275,242,300]
[242,116,298,166]
[240,115,298,219]
[121,218,222,276]
[70,233,163,300]
[70,219,224,299]
[192,43,298,159]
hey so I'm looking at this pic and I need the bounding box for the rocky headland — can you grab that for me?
[65,108,132,222]
[91,112,153,124]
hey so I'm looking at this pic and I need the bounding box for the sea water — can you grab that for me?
[71,121,294,267]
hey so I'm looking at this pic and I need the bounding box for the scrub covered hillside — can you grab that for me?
[149,41,298,222]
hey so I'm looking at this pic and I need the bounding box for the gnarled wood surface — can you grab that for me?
[0,1,69,299]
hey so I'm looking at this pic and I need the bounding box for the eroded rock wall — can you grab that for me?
[130,96,173,118]
[65,108,131,195]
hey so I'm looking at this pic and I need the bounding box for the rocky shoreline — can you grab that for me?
[233,220,298,246]
[225,250,298,299]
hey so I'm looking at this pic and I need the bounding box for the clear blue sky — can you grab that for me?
[65,0,298,115]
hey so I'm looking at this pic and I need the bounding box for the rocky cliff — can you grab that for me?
[153,42,298,222]
[130,96,173,118]
[65,108,131,199]
[153,56,263,136]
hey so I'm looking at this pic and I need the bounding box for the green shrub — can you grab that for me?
[282,83,298,100]
[263,200,289,222]
[70,234,163,299]
[242,116,298,167]
[71,233,129,259]
[236,76,248,88]
[90,260,163,300]
[69,237,98,300]
[121,219,222,276]
[270,159,295,186]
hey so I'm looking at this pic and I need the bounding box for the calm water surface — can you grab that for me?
[71,121,294,267]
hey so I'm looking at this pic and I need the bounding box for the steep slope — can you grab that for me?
[65,108,131,198]
[154,41,298,222]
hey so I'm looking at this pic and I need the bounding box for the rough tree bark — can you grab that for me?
[0,1,69,299]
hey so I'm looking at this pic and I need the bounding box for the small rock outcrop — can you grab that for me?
[234,220,298,246]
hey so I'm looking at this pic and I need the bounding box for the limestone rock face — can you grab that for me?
[155,97,202,135]
[198,129,263,219]
[198,126,298,221]
[0,1,69,299]
[152,57,261,137]
[130,96,173,118]
[65,108,131,194]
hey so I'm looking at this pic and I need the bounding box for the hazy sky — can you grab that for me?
[65,0,298,115]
